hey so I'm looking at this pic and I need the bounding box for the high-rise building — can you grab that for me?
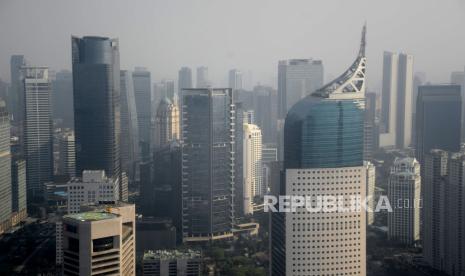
[181,88,234,242]
[0,102,11,233]
[196,66,209,88]
[379,52,414,149]
[415,85,461,163]
[120,70,139,183]
[52,70,74,128]
[142,250,202,276]
[450,71,465,141]
[133,67,152,161]
[253,85,278,144]
[67,170,119,213]
[57,130,76,179]
[387,157,421,244]
[243,123,263,214]
[11,159,27,222]
[154,97,179,148]
[364,92,379,160]
[23,66,53,199]
[61,203,136,276]
[271,26,367,276]
[262,144,278,164]
[234,102,245,218]
[277,58,324,119]
[9,55,26,125]
[229,69,243,90]
[163,79,176,102]
[365,161,376,225]
[423,149,448,271]
[72,36,121,180]
[178,67,193,96]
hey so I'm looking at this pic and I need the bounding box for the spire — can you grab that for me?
[312,25,367,99]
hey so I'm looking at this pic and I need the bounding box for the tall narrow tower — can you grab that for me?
[272,26,367,276]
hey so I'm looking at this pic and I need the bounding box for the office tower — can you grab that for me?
[163,79,176,101]
[0,103,11,233]
[262,144,278,164]
[23,66,53,199]
[243,110,254,124]
[120,70,139,183]
[9,55,26,124]
[365,161,376,225]
[415,85,461,163]
[181,88,234,242]
[0,79,8,103]
[61,203,135,276]
[277,58,323,119]
[364,92,379,160]
[243,123,263,214]
[234,102,245,218]
[196,66,209,88]
[139,161,153,214]
[52,70,74,128]
[67,170,119,213]
[142,250,202,276]
[57,130,76,179]
[178,67,193,96]
[451,71,465,141]
[423,149,448,270]
[379,52,414,149]
[154,97,179,148]
[72,36,121,180]
[133,67,152,161]
[11,159,27,222]
[387,157,421,244]
[272,26,367,276]
[229,69,243,90]
[253,85,278,144]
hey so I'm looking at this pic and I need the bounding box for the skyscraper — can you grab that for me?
[364,92,379,160]
[154,97,179,148]
[234,102,245,218]
[423,149,448,271]
[450,71,465,141]
[365,161,376,225]
[72,36,121,180]
[57,130,76,179]
[379,52,414,149]
[9,55,26,124]
[0,102,11,233]
[120,70,139,183]
[415,85,461,163]
[272,26,367,276]
[23,66,53,199]
[11,159,27,222]
[228,69,243,90]
[61,203,136,276]
[253,85,278,144]
[243,123,263,214]
[277,58,323,119]
[387,157,421,245]
[52,70,74,128]
[196,66,209,88]
[181,88,234,242]
[133,67,152,161]
[178,67,193,96]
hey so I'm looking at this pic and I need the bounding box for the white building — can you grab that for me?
[61,203,136,276]
[388,157,421,244]
[58,130,75,178]
[67,170,119,214]
[243,123,263,214]
[228,69,243,90]
[365,161,376,225]
[379,52,414,149]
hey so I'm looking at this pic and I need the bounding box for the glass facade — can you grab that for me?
[72,36,121,179]
[181,88,234,240]
[284,96,364,169]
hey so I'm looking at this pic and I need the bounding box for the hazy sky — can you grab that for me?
[1,0,464,90]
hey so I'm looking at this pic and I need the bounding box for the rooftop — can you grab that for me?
[64,211,118,222]
[143,249,201,261]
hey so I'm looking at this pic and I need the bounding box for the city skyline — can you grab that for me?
[1,0,465,90]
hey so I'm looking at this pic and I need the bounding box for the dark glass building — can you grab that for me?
[415,84,461,163]
[181,88,235,242]
[52,70,74,128]
[133,67,152,161]
[72,36,120,179]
